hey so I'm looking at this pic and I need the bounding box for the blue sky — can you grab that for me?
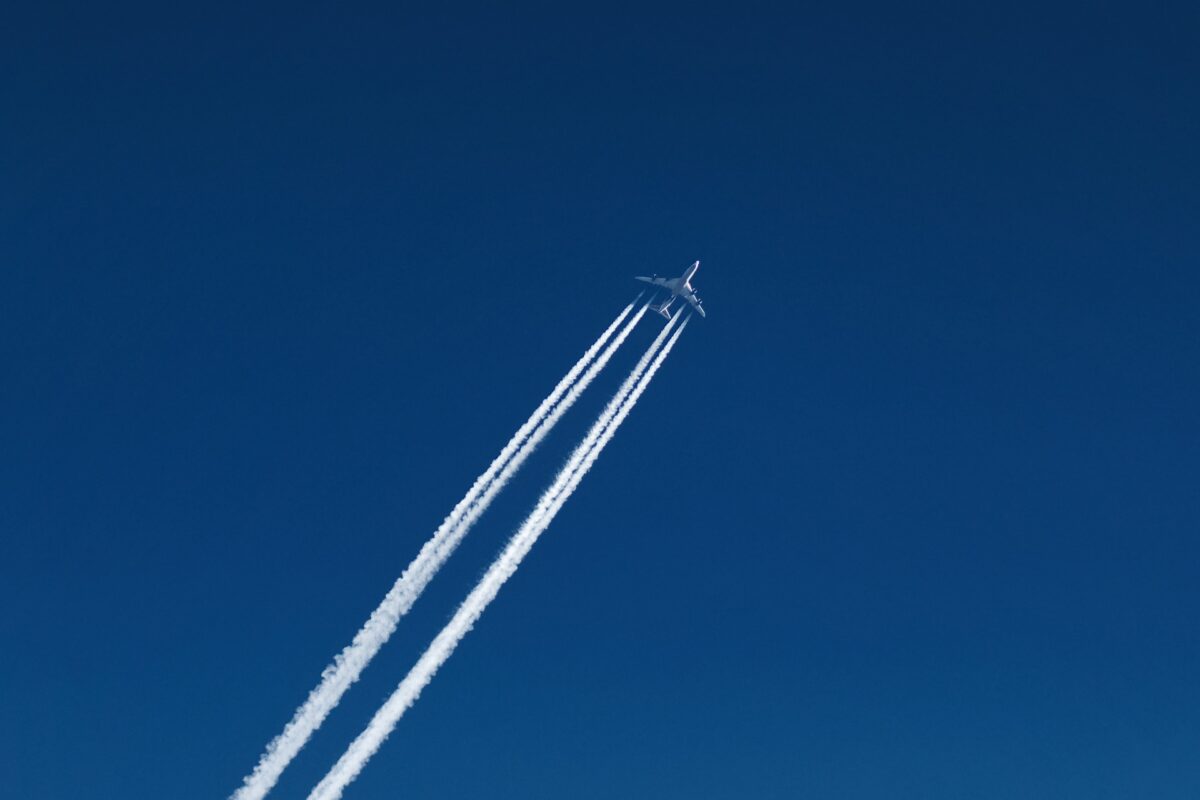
[2,3,1198,798]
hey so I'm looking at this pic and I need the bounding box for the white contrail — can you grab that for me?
[232,297,646,800]
[402,300,651,589]
[308,313,690,800]
[536,317,690,546]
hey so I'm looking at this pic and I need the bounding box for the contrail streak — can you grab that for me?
[307,313,690,800]
[232,297,646,800]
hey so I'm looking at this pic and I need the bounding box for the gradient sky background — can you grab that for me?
[3,3,1198,798]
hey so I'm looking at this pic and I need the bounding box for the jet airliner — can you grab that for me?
[635,260,706,319]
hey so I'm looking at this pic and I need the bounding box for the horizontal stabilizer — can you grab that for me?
[653,295,675,320]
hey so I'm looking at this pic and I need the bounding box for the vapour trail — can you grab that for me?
[406,300,652,587]
[307,313,690,800]
[536,316,691,548]
[232,296,645,800]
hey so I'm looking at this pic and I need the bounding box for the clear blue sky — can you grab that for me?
[3,3,1198,798]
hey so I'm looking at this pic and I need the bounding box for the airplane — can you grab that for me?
[634,260,706,319]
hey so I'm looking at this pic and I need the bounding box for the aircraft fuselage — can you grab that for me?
[633,260,705,319]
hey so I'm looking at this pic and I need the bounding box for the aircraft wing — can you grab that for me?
[685,293,706,317]
[635,276,670,288]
